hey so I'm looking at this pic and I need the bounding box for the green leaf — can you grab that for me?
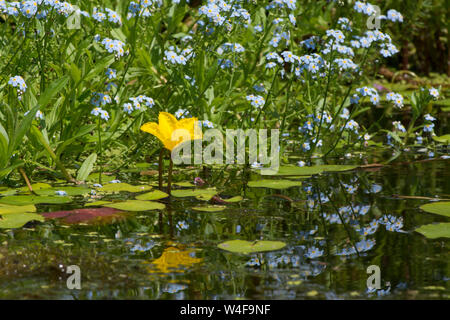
[0,204,36,214]
[0,212,44,229]
[135,190,169,201]
[192,206,226,212]
[420,202,450,218]
[432,134,450,144]
[18,183,52,192]
[258,165,357,176]
[98,183,152,193]
[415,223,450,239]
[171,188,217,198]
[84,200,113,207]
[248,179,302,189]
[77,153,97,182]
[35,187,91,196]
[104,200,165,211]
[224,196,243,203]
[38,75,69,108]
[218,240,286,253]
[0,195,72,205]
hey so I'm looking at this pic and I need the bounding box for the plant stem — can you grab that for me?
[167,154,173,196]
[158,148,164,190]
[97,119,103,185]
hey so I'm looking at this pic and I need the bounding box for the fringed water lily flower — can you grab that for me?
[141,112,202,194]
[141,112,202,151]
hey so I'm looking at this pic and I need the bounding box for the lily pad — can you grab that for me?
[0,212,45,228]
[0,204,36,214]
[18,183,52,192]
[84,200,113,207]
[104,200,165,211]
[248,179,302,189]
[218,240,286,253]
[98,183,152,193]
[415,223,450,239]
[0,195,72,205]
[192,206,226,212]
[42,207,124,224]
[420,202,450,218]
[171,188,217,198]
[224,196,243,203]
[35,186,91,196]
[87,173,117,183]
[135,190,169,201]
[259,165,358,176]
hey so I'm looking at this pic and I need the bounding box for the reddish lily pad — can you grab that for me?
[41,207,125,224]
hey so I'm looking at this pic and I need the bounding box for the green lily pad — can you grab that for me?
[224,196,243,203]
[171,188,217,198]
[0,195,72,205]
[420,202,450,218]
[174,182,195,187]
[259,165,358,176]
[87,173,117,183]
[192,206,226,212]
[0,204,36,214]
[218,240,286,253]
[98,183,152,193]
[432,134,450,144]
[0,212,45,228]
[84,200,113,207]
[135,190,169,201]
[415,223,450,239]
[35,187,91,196]
[0,188,17,196]
[18,183,52,192]
[248,179,302,189]
[104,200,165,211]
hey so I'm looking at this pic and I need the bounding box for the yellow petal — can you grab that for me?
[159,112,178,141]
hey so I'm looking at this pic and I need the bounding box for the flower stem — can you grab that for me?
[158,148,164,190]
[97,119,103,185]
[167,154,173,196]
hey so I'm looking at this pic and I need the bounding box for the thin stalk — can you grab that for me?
[158,148,164,190]
[97,119,103,185]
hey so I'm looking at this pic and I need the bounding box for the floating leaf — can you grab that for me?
[41,207,124,224]
[259,165,358,176]
[18,183,52,192]
[218,240,286,253]
[0,195,72,205]
[104,200,165,211]
[224,196,243,203]
[35,186,91,196]
[0,212,44,228]
[415,223,450,239]
[98,183,152,193]
[248,179,302,189]
[171,188,217,198]
[84,200,113,207]
[0,204,36,214]
[87,173,117,183]
[135,190,169,201]
[420,202,450,218]
[192,206,226,212]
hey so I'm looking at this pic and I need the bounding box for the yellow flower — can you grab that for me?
[140,112,202,151]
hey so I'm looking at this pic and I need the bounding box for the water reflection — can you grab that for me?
[0,155,449,299]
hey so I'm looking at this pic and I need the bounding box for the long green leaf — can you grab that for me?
[77,153,97,182]
[38,75,69,108]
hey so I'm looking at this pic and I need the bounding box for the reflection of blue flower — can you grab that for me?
[305,246,324,259]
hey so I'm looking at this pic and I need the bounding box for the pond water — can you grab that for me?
[0,151,449,300]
